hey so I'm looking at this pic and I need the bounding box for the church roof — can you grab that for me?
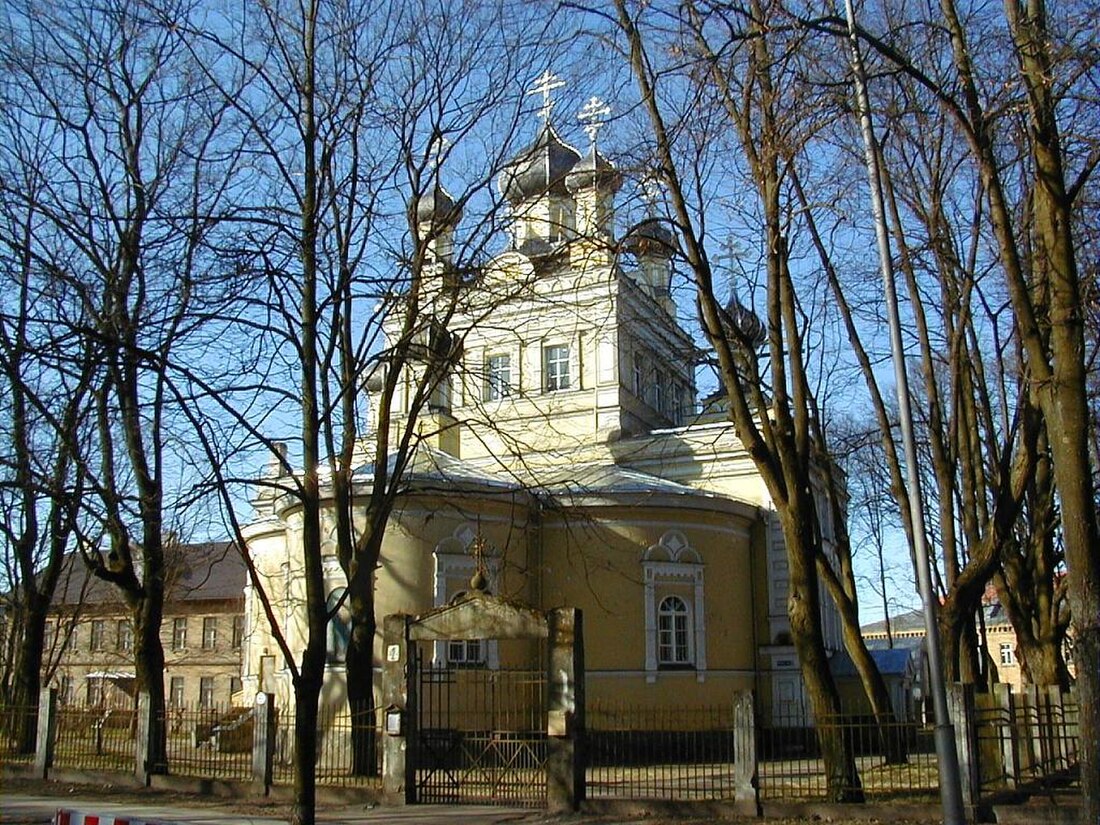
[534,462,716,498]
[415,183,462,227]
[351,445,519,491]
[498,123,581,203]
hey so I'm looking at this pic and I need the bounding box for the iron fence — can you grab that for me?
[975,689,1078,793]
[156,702,253,781]
[53,702,136,773]
[586,702,736,800]
[273,702,382,787]
[0,703,38,765]
[757,710,938,802]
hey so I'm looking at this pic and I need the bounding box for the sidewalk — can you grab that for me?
[0,795,551,825]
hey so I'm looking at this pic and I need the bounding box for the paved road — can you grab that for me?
[0,795,547,825]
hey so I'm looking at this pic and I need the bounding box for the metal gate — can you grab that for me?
[414,647,548,806]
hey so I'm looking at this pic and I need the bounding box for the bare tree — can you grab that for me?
[1,0,242,770]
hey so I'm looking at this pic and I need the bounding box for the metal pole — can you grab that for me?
[842,2,967,822]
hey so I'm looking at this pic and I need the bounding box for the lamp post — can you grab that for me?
[842,2,966,822]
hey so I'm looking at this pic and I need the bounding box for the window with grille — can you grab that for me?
[116,620,133,652]
[544,345,570,391]
[232,615,244,650]
[90,620,105,652]
[170,677,185,708]
[484,354,512,401]
[172,618,188,650]
[199,676,215,709]
[657,595,692,667]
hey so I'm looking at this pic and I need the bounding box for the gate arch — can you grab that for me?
[381,589,583,811]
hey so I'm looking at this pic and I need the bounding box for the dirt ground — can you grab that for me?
[0,776,938,825]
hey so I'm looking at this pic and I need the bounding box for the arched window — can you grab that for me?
[657,595,692,667]
[326,588,350,665]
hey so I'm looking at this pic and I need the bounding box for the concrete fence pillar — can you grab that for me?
[732,689,759,815]
[947,682,980,813]
[993,683,1018,788]
[33,688,57,779]
[134,692,151,785]
[252,692,275,793]
[381,614,414,805]
[546,607,584,814]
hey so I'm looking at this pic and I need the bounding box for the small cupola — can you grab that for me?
[497,71,582,253]
[624,215,678,314]
[415,183,462,264]
[566,97,621,240]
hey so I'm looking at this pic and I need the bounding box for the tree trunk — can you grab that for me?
[345,585,377,776]
[291,673,323,825]
[11,591,46,754]
[134,596,167,773]
[781,507,863,802]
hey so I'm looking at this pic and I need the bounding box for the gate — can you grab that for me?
[414,647,548,806]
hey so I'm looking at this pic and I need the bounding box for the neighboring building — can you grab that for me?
[42,542,246,709]
[241,95,845,725]
[861,598,1031,697]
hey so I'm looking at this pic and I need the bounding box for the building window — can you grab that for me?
[59,676,73,705]
[484,354,512,401]
[657,596,693,667]
[633,354,644,397]
[232,615,244,650]
[116,620,133,652]
[230,676,242,697]
[999,643,1015,666]
[653,373,665,415]
[90,620,106,652]
[202,617,217,650]
[643,531,707,682]
[544,345,570,391]
[326,589,350,664]
[447,639,485,668]
[172,618,188,650]
[170,677,185,708]
[199,676,215,709]
[87,677,104,706]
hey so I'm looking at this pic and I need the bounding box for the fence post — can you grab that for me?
[1046,685,1066,771]
[134,691,151,785]
[33,688,57,779]
[947,683,980,814]
[546,607,584,814]
[252,692,275,793]
[732,689,759,815]
[993,683,1017,788]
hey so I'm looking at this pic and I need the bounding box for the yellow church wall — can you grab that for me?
[536,499,758,706]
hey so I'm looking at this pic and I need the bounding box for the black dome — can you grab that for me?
[416,184,462,227]
[723,294,766,348]
[623,217,678,257]
[566,145,622,193]
[498,124,581,203]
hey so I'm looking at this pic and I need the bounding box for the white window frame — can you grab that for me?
[544,344,571,392]
[202,617,217,650]
[657,595,693,667]
[485,353,512,401]
[999,642,1014,666]
[199,676,215,709]
[116,620,133,652]
[172,617,188,650]
[90,619,105,652]
[643,531,706,682]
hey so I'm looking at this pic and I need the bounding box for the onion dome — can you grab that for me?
[623,217,678,258]
[416,184,462,227]
[498,123,581,203]
[723,294,767,348]
[566,145,622,193]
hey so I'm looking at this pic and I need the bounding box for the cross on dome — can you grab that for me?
[578,96,611,146]
[527,69,565,122]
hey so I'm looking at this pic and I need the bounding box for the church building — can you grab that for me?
[239,83,843,725]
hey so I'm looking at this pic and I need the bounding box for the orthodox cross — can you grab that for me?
[528,70,565,122]
[577,96,611,146]
[428,133,450,171]
[641,173,665,216]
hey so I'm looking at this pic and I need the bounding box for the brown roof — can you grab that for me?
[52,541,245,607]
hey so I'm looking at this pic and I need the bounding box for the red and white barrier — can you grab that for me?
[54,811,179,825]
